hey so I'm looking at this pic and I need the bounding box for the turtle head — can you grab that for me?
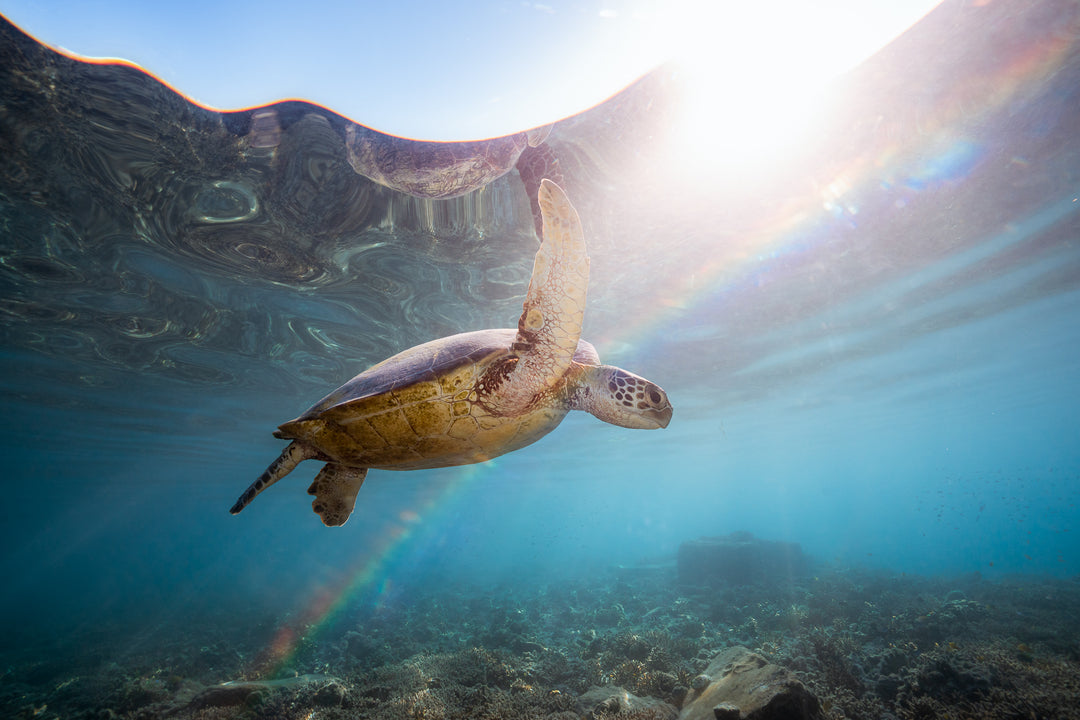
[573,365,673,429]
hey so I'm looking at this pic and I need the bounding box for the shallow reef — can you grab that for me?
[2,566,1079,719]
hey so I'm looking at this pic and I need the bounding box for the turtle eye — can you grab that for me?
[649,389,661,403]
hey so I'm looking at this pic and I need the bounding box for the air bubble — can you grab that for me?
[193,181,259,224]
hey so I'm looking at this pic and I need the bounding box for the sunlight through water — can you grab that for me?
[661,0,941,179]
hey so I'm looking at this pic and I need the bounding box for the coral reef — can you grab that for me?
[1,567,1078,719]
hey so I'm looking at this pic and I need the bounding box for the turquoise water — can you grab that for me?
[2,2,1080,717]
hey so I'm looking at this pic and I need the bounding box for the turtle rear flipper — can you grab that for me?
[308,464,368,527]
[231,441,319,515]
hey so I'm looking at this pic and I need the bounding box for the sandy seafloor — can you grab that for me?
[3,563,1078,720]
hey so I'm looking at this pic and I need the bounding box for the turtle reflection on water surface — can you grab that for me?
[231,180,672,527]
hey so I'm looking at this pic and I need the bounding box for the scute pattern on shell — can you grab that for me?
[276,329,576,472]
[296,329,519,420]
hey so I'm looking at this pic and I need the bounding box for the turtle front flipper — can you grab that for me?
[307,464,368,527]
[497,179,589,413]
[231,441,319,516]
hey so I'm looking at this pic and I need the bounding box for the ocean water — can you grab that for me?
[2,2,1080,719]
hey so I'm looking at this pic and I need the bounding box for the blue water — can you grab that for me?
[1,2,1080,717]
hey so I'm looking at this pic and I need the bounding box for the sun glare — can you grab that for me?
[660,0,941,183]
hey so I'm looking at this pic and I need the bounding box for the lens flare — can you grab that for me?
[599,5,1075,359]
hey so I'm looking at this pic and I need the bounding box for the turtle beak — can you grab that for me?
[645,402,673,429]
[630,378,672,429]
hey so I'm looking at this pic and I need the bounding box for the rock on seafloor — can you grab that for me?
[184,674,341,710]
[677,647,822,720]
[677,532,810,587]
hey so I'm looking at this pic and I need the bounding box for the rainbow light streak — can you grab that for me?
[253,462,493,677]
[250,6,1078,677]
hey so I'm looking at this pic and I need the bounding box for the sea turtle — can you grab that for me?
[230,179,672,527]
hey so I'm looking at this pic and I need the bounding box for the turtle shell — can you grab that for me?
[275,328,590,471]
